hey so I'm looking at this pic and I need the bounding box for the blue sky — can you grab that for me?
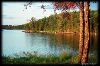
[2,2,98,25]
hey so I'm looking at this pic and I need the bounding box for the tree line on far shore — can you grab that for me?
[2,10,98,33]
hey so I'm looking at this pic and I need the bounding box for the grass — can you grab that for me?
[2,52,74,64]
[2,52,96,64]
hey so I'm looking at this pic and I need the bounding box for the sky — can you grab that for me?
[2,2,98,25]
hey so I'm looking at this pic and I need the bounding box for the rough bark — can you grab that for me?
[81,1,90,64]
[78,1,84,63]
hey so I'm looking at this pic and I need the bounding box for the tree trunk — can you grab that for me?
[81,1,90,64]
[78,1,84,63]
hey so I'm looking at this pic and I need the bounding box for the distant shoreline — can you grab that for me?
[22,30,98,35]
[2,29,98,35]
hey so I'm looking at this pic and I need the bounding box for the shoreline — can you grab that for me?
[22,30,78,34]
[3,29,97,35]
[22,30,98,35]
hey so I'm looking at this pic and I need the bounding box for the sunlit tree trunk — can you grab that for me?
[81,1,90,64]
[78,1,84,63]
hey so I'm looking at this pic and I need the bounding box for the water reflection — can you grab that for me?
[24,33,79,56]
[2,30,97,59]
[24,32,97,57]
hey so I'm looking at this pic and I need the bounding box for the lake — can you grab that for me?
[2,30,98,62]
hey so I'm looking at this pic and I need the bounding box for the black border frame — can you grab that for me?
[0,0,99,66]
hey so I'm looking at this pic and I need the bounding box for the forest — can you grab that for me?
[2,10,98,34]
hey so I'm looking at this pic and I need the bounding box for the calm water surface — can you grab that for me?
[2,30,97,60]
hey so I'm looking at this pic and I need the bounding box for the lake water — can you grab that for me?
[2,30,97,62]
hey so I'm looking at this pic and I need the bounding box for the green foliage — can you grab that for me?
[90,10,98,33]
[70,55,78,64]
[2,52,73,64]
[2,10,98,33]
[2,52,96,64]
